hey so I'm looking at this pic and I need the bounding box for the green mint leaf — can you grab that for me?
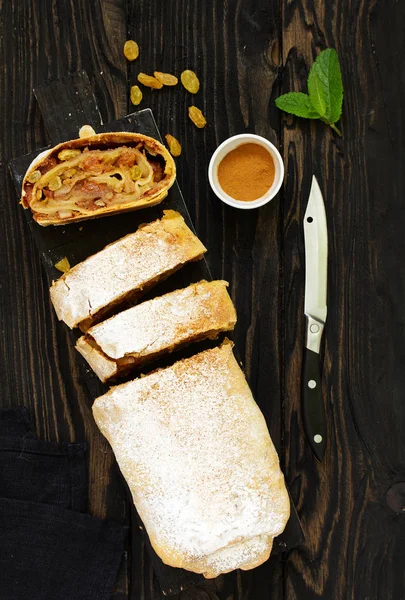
[275,92,321,119]
[274,48,344,135]
[308,48,343,124]
[308,70,327,118]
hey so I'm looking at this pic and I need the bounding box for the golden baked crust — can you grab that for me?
[21,132,176,226]
[76,280,237,382]
[49,210,206,330]
[92,341,290,578]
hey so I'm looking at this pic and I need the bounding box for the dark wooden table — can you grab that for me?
[1,1,405,599]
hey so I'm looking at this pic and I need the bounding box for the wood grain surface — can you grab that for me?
[1,0,404,599]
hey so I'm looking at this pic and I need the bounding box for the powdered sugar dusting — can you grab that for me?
[50,210,206,328]
[93,342,290,577]
[88,280,236,359]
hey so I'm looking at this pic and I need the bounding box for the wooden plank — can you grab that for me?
[0,0,128,598]
[126,0,285,598]
[281,1,405,599]
[34,71,104,143]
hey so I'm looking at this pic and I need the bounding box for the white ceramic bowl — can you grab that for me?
[208,134,284,209]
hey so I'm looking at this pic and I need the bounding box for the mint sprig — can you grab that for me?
[275,48,343,136]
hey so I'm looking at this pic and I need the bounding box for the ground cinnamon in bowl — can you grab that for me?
[208,134,284,209]
[217,143,275,201]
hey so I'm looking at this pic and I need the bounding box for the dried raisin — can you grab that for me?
[79,125,96,138]
[181,70,200,94]
[58,149,81,161]
[188,106,206,128]
[165,134,182,157]
[54,257,71,273]
[130,165,142,180]
[27,170,41,183]
[123,40,139,61]
[48,176,62,191]
[154,72,178,86]
[130,85,143,106]
[137,73,163,89]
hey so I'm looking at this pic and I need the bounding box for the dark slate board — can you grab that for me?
[8,71,304,596]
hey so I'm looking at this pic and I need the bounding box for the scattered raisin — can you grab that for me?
[181,70,200,94]
[154,72,178,86]
[123,40,139,61]
[137,73,163,89]
[130,85,143,106]
[54,257,71,273]
[165,134,182,157]
[188,106,207,128]
[79,125,96,138]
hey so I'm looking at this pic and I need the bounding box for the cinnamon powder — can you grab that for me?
[217,143,275,201]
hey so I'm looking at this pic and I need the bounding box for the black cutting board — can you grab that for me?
[9,70,304,596]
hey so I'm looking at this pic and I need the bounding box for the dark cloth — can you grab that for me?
[0,497,127,600]
[0,407,33,438]
[0,437,88,512]
[0,409,127,600]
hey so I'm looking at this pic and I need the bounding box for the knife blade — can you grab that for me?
[302,175,328,461]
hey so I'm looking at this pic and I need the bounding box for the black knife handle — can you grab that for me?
[302,348,327,461]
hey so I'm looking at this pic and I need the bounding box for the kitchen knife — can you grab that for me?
[302,175,328,461]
